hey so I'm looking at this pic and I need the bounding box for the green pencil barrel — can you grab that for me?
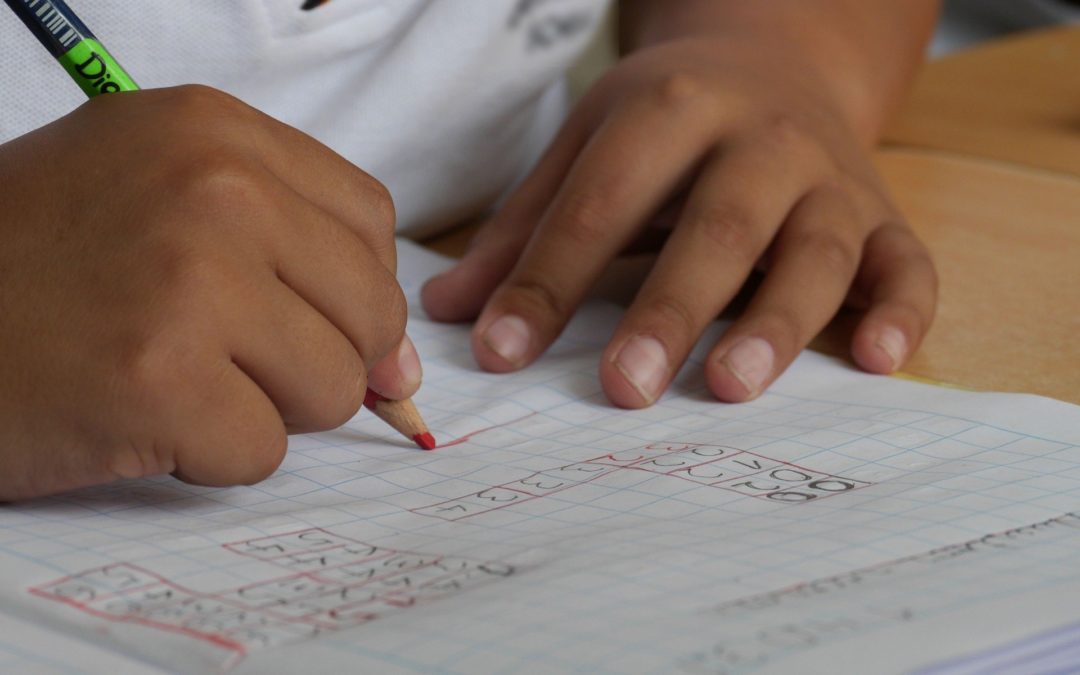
[58,39,139,97]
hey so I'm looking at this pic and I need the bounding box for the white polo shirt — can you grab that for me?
[0,0,609,236]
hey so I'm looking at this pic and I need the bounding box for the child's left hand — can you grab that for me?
[421,34,937,408]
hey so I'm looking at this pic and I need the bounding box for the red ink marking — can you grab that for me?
[413,432,437,451]
[363,388,384,411]
[436,412,538,449]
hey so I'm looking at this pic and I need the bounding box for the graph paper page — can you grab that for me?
[1,241,1079,675]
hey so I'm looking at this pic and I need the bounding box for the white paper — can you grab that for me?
[1,240,1078,674]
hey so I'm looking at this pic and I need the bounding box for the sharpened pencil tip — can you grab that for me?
[413,432,437,451]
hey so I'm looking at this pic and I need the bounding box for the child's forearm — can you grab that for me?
[619,0,941,143]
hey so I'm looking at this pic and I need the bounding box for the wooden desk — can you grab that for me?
[859,149,1078,404]
[885,26,1080,175]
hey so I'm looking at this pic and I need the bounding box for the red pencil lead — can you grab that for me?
[364,388,433,451]
[413,432,437,451]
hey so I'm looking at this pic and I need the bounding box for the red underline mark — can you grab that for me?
[437,412,539,449]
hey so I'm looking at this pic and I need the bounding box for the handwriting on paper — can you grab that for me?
[679,513,1080,674]
[413,442,871,521]
[31,528,513,661]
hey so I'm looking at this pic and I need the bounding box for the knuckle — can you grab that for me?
[165,84,248,121]
[171,152,270,213]
[310,373,365,431]
[152,243,223,310]
[556,191,615,247]
[504,277,569,319]
[761,113,805,146]
[355,176,398,264]
[755,114,819,159]
[362,175,396,231]
[651,72,706,111]
[901,299,932,328]
[642,293,700,338]
[106,438,172,482]
[795,229,860,274]
[684,205,759,261]
[237,429,289,485]
[379,285,409,350]
[115,333,187,417]
[880,221,940,296]
[355,280,407,364]
[116,270,225,413]
[387,283,408,328]
[758,308,805,355]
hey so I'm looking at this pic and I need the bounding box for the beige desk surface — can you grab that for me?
[885,26,1080,176]
[826,149,1080,405]
[427,31,1080,406]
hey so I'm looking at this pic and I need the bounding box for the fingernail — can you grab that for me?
[482,315,532,366]
[398,335,423,387]
[614,336,669,405]
[721,337,774,397]
[875,326,907,372]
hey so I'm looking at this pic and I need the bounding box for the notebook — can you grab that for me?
[2,241,1078,674]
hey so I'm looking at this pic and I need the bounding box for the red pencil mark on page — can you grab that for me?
[437,412,538,449]
[30,529,515,667]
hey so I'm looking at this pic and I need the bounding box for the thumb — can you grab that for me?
[365,334,423,401]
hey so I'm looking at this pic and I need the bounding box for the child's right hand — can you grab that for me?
[0,86,414,500]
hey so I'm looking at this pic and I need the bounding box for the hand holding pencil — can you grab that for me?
[0,0,432,501]
[364,336,436,450]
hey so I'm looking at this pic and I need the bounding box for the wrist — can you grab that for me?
[620,2,934,145]
[737,24,889,144]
